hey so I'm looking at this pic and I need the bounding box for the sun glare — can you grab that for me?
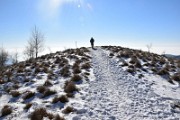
[38,0,93,19]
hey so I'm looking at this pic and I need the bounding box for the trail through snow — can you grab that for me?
[76,47,180,120]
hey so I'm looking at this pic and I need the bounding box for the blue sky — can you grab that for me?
[0,0,180,56]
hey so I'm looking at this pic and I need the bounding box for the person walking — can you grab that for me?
[90,37,95,49]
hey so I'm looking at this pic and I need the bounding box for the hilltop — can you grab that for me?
[0,46,180,120]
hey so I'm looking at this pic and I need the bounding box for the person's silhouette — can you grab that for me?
[90,37,95,49]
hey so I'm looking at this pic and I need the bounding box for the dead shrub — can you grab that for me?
[54,114,65,120]
[151,67,158,73]
[73,61,80,68]
[75,49,84,56]
[62,106,75,114]
[24,103,32,110]
[127,68,135,74]
[80,47,90,53]
[34,67,41,74]
[157,68,169,75]
[138,74,144,78]
[1,105,12,117]
[135,60,142,68]
[171,74,180,81]
[13,84,20,89]
[84,72,90,76]
[81,62,91,69]
[24,78,30,83]
[168,79,174,84]
[42,89,56,98]
[121,61,128,67]
[51,64,56,69]
[73,66,81,74]
[109,53,114,57]
[120,51,130,58]
[143,63,151,67]
[66,93,74,98]
[71,74,82,82]
[10,90,21,97]
[54,57,61,64]
[177,60,180,68]
[43,80,53,87]
[47,72,54,80]
[42,66,49,73]
[81,57,89,62]
[59,58,68,67]
[30,108,47,120]
[73,61,81,73]
[159,58,166,65]
[23,91,35,100]
[52,95,69,103]
[67,55,79,60]
[60,66,70,77]
[129,57,137,64]
[17,68,24,73]
[64,81,78,93]
[37,86,47,94]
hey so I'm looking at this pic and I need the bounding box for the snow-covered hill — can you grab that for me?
[0,46,180,120]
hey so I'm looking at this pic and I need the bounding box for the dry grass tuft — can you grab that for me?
[66,93,74,98]
[171,73,180,81]
[1,105,12,117]
[37,86,47,94]
[42,89,56,98]
[34,67,41,74]
[81,62,91,70]
[59,58,68,67]
[73,62,81,74]
[62,106,75,114]
[30,108,46,120]
[157,68,169,76]
[10,90,21,97]
[30,107,55,120]
[64,81,78,93]
[54,114,65,120]
[71,74,82,82]
[24,103,32,110]
[23,91,35,100]
[52,95,69,103]
[109,53,114,57]
[60,66,71,77]
[43,80,53,87]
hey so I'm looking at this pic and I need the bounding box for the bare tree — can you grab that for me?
[146,43,152,53]
[31,26,44,58]
[162,50,166,56]
[11,50,19,64]
[24,26,45,59]
[24,42,35,60]
[0,47,8,68]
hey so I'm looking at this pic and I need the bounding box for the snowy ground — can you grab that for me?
[1,47,180,120]
[74,47,180,120]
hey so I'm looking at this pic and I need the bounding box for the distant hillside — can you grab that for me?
[164,54,180,60]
